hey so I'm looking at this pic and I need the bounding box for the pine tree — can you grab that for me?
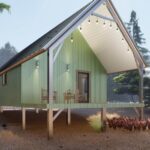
[0,3,10,13]
[113,10,150,104]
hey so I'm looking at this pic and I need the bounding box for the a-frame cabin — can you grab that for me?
[0,0,147,138]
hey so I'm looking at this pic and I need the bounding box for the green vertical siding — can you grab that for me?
[21,52,47,105]
[54,30,107,104]
[0,66,21,106]
[21,30,107,106]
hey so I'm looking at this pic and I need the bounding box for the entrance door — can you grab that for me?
[77,72,90,103]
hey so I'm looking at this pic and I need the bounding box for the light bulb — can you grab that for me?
[71,36,73,43]
[79,26,82,31]
[110,22,112,28]
[96,19,99,24]
[103,20,106,27]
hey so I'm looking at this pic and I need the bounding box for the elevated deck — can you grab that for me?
[47,102,145,109]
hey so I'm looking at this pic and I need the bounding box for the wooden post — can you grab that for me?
[0,106,3,113]
[47,109,53,139]
[35,108,39,114]
[22,107,26,130]
[47,47,54,139]
[139,66,144,120]
[101,108,107,131]
[67,108,71,125]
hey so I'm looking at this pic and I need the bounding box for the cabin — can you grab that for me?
[0,0,147,138]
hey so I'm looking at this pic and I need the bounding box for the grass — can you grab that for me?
[87,112,120,132]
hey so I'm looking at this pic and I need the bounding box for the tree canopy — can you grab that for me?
[0,42,17,67]
[113,10,150,103]
[0,2,10,13]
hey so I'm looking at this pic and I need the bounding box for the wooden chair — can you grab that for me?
[64,90,75,103]
[41,89,57,102]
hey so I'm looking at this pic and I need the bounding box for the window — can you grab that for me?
[2,73,7,86]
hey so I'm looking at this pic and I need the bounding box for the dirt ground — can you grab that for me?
[0,108,150,150]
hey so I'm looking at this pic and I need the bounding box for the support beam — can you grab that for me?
[35,108,39,114]
[48,48,54,104]
[53,109,64,122]
[47,109,53,139]
[101,108,107,131]
[22,108,26,130]
[53,43,64,63]
[67,108,71,125]
[47,46,54,139]
[0,106,3,113]
[133,107,140,117]
[92,12,115,22]
[139,65,144,120]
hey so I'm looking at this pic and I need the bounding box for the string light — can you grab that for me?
[96,18,99,24]
[88,18,91,24]
[79,26,82,31]
[109,21,112,28]
[103,20,106,27]
[70,34,73,43]
[127,47,130,52]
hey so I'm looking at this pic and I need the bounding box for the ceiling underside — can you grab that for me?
[78,4,138,74]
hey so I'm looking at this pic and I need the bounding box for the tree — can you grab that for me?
[0,42,17,67]
[0,2,10,13]
[113,10,150,103]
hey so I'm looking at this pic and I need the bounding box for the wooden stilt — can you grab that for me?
[47,109,53,139]
[35,108,39,114]
[139,65,144,120]
[22,107,26,130]
[101,108,107,131]
[67,108,71,125]
[139,107,144,120]
[0,106,3,113]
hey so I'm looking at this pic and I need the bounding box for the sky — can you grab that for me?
[0,0,150,52]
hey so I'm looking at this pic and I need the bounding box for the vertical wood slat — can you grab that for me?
[22,107,26,130]
[53,30,107,104]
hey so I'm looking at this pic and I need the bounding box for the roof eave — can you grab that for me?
[106,0,147,68]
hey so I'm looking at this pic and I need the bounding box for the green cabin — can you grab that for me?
[0,0,146,137]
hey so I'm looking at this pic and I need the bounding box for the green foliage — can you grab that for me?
[0,3,10,13]
[87,115,102,132]
[113,71,139,95]
[113,10,150,103]
[128,11,146,45]
[0,42,17,67]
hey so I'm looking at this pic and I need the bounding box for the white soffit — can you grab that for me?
[79,4,137,74]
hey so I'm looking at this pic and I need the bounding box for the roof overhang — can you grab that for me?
[43,0,146,74]
[77,1,146,73]
[0,0,146,75]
